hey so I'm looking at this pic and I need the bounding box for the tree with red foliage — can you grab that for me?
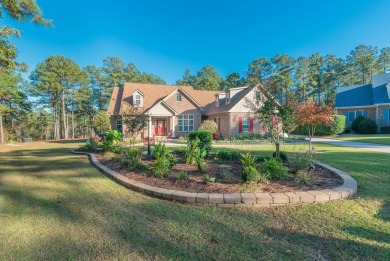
[295,101,333,153]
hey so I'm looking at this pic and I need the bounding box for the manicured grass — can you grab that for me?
[0,141,389,260]
[333,134,390,145]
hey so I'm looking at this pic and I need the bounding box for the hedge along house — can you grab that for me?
[335,73,390,131]
[107,83,276,140]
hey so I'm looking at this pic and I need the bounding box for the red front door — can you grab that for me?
[154,120,166,135]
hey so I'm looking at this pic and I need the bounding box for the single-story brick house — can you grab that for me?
[335,73,390,131]
[107,83,276,139]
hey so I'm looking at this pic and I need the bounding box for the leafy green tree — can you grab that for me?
[294,56,311,103]
[223,72,246,89]
[30,55,87,139]
[246,57,272,85]
[92,110,111,134]
[176,69,193,86]
[378,47,390,73]
[0,0,51,70]
[269,54,296,104]
[192,65,223,91]
[346,45,379,84]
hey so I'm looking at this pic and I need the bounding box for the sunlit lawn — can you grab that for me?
[333,133,390,145]
[0,141,389,260]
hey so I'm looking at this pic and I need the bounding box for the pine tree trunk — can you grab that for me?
[0,113,4,144]
[62,90,68,139]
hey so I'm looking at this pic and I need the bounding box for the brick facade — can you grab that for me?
[336,105,390,131]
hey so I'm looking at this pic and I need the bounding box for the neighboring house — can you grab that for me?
[335,73,390,131]
[107,83,275,139]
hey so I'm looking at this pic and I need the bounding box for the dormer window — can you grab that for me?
[215,96,219,107]
[134,94,141,106]
[226,92,230,104]
[176,93,182,102]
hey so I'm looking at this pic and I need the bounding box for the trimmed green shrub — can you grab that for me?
[242,166,260,182]
[289,152,312,173]
[352,115,365,132]
[214,149,241,162]
[358,118,377,134]
[104,130,122,145]
[127,148,142,160]
[188,130,212,154]
[272,151,288,162]
[261,158,290,180]
[380,126,390,134]
[176,171,189,182]
[293,115,346,135]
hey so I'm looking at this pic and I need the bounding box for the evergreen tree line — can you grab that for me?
[1,45,390,142]
[177,45,390,105]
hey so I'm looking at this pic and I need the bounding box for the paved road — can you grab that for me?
[311,137,390,154]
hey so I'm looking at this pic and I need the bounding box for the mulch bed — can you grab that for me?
[93,151,343,194]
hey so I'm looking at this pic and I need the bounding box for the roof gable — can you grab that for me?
[335,84,373,107]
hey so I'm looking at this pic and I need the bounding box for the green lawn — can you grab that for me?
[0,141,389,260]
[333,134,390,145]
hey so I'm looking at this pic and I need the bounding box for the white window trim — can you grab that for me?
[116,119,123,132]
[242,116,250,132]
[176,93,182,102]
[347,110,366,123]
[134,94,142,106]
[178,114,194,132]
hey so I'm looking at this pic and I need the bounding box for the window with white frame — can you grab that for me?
[347,110,367,123]
[134,94,141,106]
[178,115,194,132]
[226,92,230,104]
[242,117,250,132]
[116,119,122,133]
[384,108,390,122]
[176,93,182,102]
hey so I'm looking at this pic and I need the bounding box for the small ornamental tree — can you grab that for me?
[295,101,333,153]
[198,120,218,134]
[92,110,111,134]
[121,102,148,147]
[257,100,294,159]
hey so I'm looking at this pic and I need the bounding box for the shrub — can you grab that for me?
[203,174,215,183]
[194,148,207,172]
[358,118,377,134]
[102,140,113,152]
[184,137,200,164]
[295,170,315,185]
[214,149,241,162]
[216,168,233,180]
[272,151,288,162]
[176,171,189,182]
[380,126,390,134]
[352,115,365,132]
[127,148,142,160]
[150,143,172,177]
[103,151,116,159]
[289,150,312,173]
[198,120,218,134]
[261,158,290,179]
[188,130,212,154]
[240,152,260,181]
[293,115,346,135]
[104,130,122,145]
[242,166,260,182]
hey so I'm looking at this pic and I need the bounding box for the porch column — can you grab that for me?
[171,115,175,138]
[148,116,152,138]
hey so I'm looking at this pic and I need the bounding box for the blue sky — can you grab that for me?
[6,0,390,84]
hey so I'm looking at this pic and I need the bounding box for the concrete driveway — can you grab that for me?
[311,137,390,154]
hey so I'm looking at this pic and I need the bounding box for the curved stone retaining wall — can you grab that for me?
[72,150,357,208]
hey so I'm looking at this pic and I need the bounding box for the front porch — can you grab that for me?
[143,116,176,141]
